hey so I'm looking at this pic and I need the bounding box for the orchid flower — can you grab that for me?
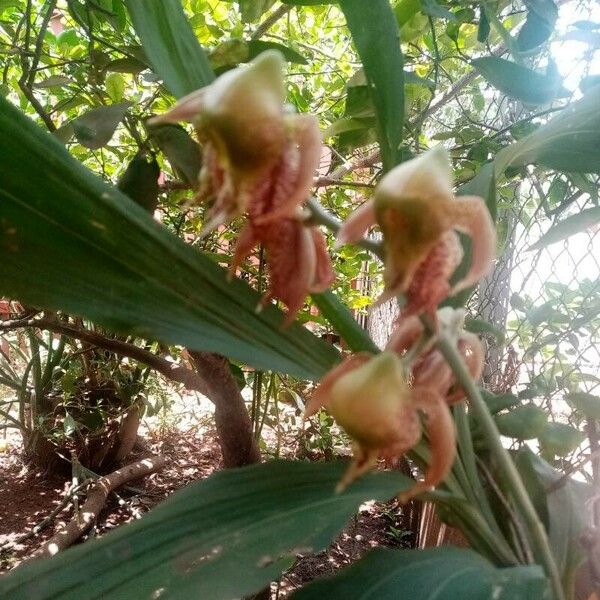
[150,50,334,323]
[337,147,496,317]
[305,351,456,502]
[386,308,485,405]
[149,50,322,233]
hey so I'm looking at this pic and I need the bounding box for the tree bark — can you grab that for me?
[189,351,261,468]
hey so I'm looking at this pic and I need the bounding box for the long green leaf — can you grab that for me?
[495,85,600,174]
[0,96,339,380]
[0,461,414,600]
[312,290,380,354]
[292,547,549,599]
[529,207,600,250]
[124,0,214,98]
[472,57,568,105]
[339,0,405,171]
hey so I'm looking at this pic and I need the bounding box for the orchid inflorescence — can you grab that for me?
[152,50,496,499]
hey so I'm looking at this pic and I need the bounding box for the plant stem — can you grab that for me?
[434,329,565,600]
[305,197,384,259]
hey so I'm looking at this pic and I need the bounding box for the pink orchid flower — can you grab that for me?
[337,147,496,317]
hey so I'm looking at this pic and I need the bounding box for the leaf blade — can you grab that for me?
[339,0,405,171]
[0,461,414,600]
[0,96,339,381]
[124,0,214,98]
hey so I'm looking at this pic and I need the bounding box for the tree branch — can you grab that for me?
[33,456,166,558]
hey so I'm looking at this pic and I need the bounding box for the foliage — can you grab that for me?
[0,0,598,599]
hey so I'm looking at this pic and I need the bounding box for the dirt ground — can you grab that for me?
[0,428,415,597]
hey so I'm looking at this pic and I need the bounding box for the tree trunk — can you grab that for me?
[189,351,261,468]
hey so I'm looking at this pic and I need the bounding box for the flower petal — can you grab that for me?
[446,195,496,295]
[399,388,456,502]
[335,200,376,247]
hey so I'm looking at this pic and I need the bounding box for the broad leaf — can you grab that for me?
[124,0,214,98]
[72,102,132,149]
[481,390,521,414]
[472,57,569,105]
[0,461,414,600]
[0,96,339,381]
[238,0,276,23]
[147,123,202,187]
[339,0,405,171]
[539,422,585,457]
[248,40,307,64]
[495,86,600,174]
[566,392,600,420]
[527,452,593,586]
[464,317,505,344]
[292,547,549,599]
[529,207,600,250]
[495,405,548,440]
[517,0,557,51]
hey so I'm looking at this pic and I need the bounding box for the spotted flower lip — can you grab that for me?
[231,218,334,326]
[336,147,496,315]
[305,351,457,500]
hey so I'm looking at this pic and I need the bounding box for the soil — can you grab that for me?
[0,428,416,597]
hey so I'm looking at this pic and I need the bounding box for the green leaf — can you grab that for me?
[116,153,161,213]
[105,57,148,74]
[0,96,339,381]
[63,413,78,436]
[472,57,569,105]
[566,392,600,420]
[517,0,557,51]
[124,0,214,98]
[481,390,521,414]
[495,405,548,440]
[539,422,584,457]
[247,40,307,64]
[148,123,202,187]
[238,0,276,23]
[0,461,414,600]
[312,290,380,354]
[526,452,593,583]
[514,447,550,530]
[495,86,600,174]
[105,72,125,102]
[71,102,132,149]
[528,208,600,250]
[421,0,457,21]
[281,0,335,4]
[33,75,75,89]
[339,0,405,171]
[292,547,549,599]
[477,6,490,42]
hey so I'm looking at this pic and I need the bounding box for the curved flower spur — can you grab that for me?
[336,146,496,319]
[150,51,334,324]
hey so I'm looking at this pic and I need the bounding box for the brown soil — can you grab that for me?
[0,429,416,597]
[0,427,221,572]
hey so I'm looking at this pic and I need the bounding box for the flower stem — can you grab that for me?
[434,329,565,600]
